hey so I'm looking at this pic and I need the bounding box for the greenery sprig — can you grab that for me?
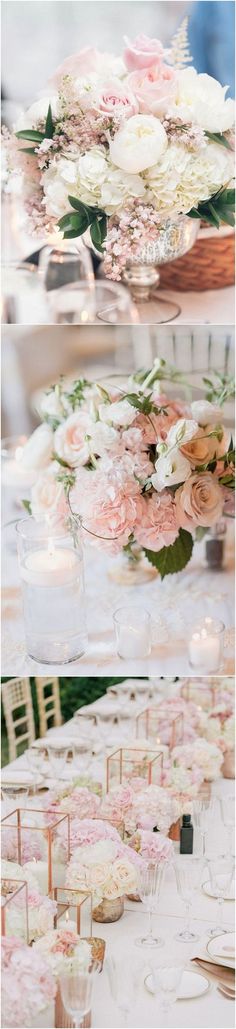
[188,186,235,229]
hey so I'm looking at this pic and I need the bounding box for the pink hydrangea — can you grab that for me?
[129,829,173,862]
[72,464,141,553]
[1,936,55,1028]
[135,492,179,552]
[45,786,101,821]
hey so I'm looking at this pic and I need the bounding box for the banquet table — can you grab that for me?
[2,518,235,677]
[2,687,235,1029]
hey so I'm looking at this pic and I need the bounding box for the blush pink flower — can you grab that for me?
[129,829,173,863]
[135,492,179,552]
[123,34,166,71]
[128,64,176,116]
[50,47,105,86]
[72,465,141,552]
[98,80,138,118]
[175,472,224,529]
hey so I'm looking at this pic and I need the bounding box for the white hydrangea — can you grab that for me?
[146,139,234,220]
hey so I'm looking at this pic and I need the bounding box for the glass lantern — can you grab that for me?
[180,678,220,710]
[1,808,70,894]
[135,706,184,750]
[1,877,29,941]
[106,747,163,791]
[49,886,92,936]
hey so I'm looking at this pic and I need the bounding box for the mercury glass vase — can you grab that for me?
[122,215,199,323]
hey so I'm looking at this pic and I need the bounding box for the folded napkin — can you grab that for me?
[192,958,235,991]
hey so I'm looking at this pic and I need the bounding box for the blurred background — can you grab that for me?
[1,1,235,106]
[2,323,234,436]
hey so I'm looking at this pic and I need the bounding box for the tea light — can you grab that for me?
[188,618,224,673]
[20,541,80,587]
[114,607,151,660]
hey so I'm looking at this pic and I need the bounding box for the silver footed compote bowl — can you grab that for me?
[122,215,199,324]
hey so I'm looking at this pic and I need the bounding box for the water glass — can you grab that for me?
[59,968,95,1029]
[39,239,94,291]
[220,793,235,855]
[135,862,165,948]
[47,742,70,780]
[114,607,151,659]
[16,518,88,664]
[107,954,139,1027]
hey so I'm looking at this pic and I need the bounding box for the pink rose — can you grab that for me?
[98,80,138,118]
[135,492,179,552]
[128,64,176,116]
[123,34,166,71]
[175,472,224,529]
[50,47,103,86]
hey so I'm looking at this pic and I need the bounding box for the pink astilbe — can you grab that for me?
[103,201,165,281]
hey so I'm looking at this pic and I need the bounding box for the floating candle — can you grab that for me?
[20,542,80,587]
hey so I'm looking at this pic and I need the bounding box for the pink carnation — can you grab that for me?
[135,492,179,552]
[72,465,141,553]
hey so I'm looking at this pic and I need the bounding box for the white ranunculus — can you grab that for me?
[191,400,222,426]
[152,449,191,491]
[166,418,199,449]
[99,399,137,427]
[16,96,58,131]
[20,424,53,470]
[173,67,235,132]
[109,114,168,173]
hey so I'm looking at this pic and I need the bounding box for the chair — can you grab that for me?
[1,678,35,762]
[35,677,62,737]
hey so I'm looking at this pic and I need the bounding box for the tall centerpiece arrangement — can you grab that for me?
[4,21,235,316]
[17,359,235,581]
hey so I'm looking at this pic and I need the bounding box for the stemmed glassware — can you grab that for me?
[25,744,44,792]
[59,967,96,1028]
[192,797,217,856]
[46,742,70,781]
[174,855,203,941]
[72,739,92,777]
[135,861,165,948]
[1,783,29,813]
[107,954,139,1026]
[207,854,234,936]
[220,793,235,856]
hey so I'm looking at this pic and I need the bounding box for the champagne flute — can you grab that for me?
[192,797,217,857]
[107,954,139,1026]
[135,861,165,948]
[59,968,95,1028]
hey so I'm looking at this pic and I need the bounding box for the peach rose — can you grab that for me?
[54,412,92,467]
[128,64,176,116]
[181,430,215,468]
[175,472,223,529]
[113,859,137,891]
[103,877,123,900]
[123,34,166,71]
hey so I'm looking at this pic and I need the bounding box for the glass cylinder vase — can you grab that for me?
[16,518,88,663]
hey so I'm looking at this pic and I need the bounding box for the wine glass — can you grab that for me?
[72,739,92,777]
[207,854,234,936]
[1,783,29,814]
[48,278,139,324]
[174,855,203,941]
[25,744,44,793]
[135,861,165,948]
[59,968,95,1029]
[107,954,139,1026]
[192,797,217,856]
[220,793,235,856]
[39,239,94,290]
[46,742,70,781]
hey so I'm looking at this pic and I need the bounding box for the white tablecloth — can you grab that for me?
[2,693,235,1029]
[2,518,235,676]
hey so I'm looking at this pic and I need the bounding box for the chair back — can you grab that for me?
[35,677,62,737]
[1,677,35,762]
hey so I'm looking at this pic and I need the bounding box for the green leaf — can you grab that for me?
[45,103,54,139]
[58,209,89,237]
[67,196,92,224]
[52,450,72,468]
[22,498,32,514]
[144,528,193,579]
[208,202,220,228]
[216,208,235,227]
[19,146,36,154]
[205,131,233,151]
[15,129,44,142]
[90,215,107,252]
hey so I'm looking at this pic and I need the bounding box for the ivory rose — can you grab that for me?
[175,472,223,529]
[135,493,179,551]
[103,877,122,900]
[20,424,53,470]
[99,398,137,427]
[123,34,166,71]
[31,466,67,526]
[172,67,235,132]
[112,858,137,891]
[128,64,176,116]
[54,411,93,466]
[109,114,168,173]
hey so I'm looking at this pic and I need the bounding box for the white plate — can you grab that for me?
[144,969,210,1000]
[202,878,235,901]
[207,932,235,968]
[1,770,37,788]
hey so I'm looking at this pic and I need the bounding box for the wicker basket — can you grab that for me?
[160,225,235,292]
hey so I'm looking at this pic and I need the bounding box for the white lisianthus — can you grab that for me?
[165,418,199,449]
[152,450,191,491]
[191,400,222,426]
[40,389,65,422]
[99,399,137,427]
[172,67,235,132]
[90,421,119,454]
[20,424,53,470]
[109,114,168,173]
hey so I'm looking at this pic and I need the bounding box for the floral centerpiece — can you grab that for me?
[4,886,57,944]
[171,738,223,781]
[1,859,40,892]
[101,781,180,835]
[128,828,173,863]
[1,935,56,1029]
[4,23,234,287]
[65,839,139,922]
[45,785,101,820]
[33,929,91,977]
[17,359,234,579]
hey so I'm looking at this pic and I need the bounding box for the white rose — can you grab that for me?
[191,400,222,426]
[165,419,199,449]
[42,160,76,218]
[173,67,235,132]
[109,114,168,173]
[152,450,191,491]
[21,424,53,470]
[99,399,137,427]
[90,421,119,454]
[54,412,93,467]
[16,96,58,131]
[31,466,66,526]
